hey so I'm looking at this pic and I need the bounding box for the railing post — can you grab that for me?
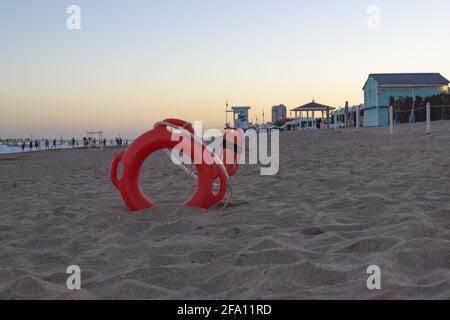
[389,106,394,135]
[355,106,360,132]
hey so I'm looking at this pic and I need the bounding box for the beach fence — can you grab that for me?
[388,93,450,134]
[389,102,433,135]
[390,94,450,122]
[329,98,442,135]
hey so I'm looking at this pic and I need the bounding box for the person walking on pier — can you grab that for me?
[45,139,50,150]
[21,141,26,152]
[29,140,33,151]
[52,139,57,149]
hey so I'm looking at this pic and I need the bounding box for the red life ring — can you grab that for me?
[111,119,229,212]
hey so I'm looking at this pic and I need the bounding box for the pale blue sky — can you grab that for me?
[1,0,450,138]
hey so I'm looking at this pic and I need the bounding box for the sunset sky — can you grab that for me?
[1,0,450,138]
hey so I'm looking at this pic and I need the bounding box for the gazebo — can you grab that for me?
[290,100,335,129]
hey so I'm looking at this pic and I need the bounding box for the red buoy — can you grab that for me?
[111,119,229,212]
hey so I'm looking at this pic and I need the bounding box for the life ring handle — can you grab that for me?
[111,152,124,189]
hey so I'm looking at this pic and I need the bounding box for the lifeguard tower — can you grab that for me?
[226,106,251,130]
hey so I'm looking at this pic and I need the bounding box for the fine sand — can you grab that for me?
[1,121,450,299]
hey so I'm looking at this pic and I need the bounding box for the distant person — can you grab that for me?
[35,140,39,150]
[83,137,87,148]
[72,138,76,148]
[29,140,33,151]
[45,139,50,150]
[103,138,107,148]
[21,141,26,152]
[52,139,57,149]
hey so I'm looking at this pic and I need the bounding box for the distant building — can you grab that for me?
[363,73,449,127]
[271,104,287,123]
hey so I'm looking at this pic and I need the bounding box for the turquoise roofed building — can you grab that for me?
[363,73,449,126]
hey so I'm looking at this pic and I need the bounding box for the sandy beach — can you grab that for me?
[0,121,449,300]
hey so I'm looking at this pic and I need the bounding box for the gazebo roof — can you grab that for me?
[291,101,335,112]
